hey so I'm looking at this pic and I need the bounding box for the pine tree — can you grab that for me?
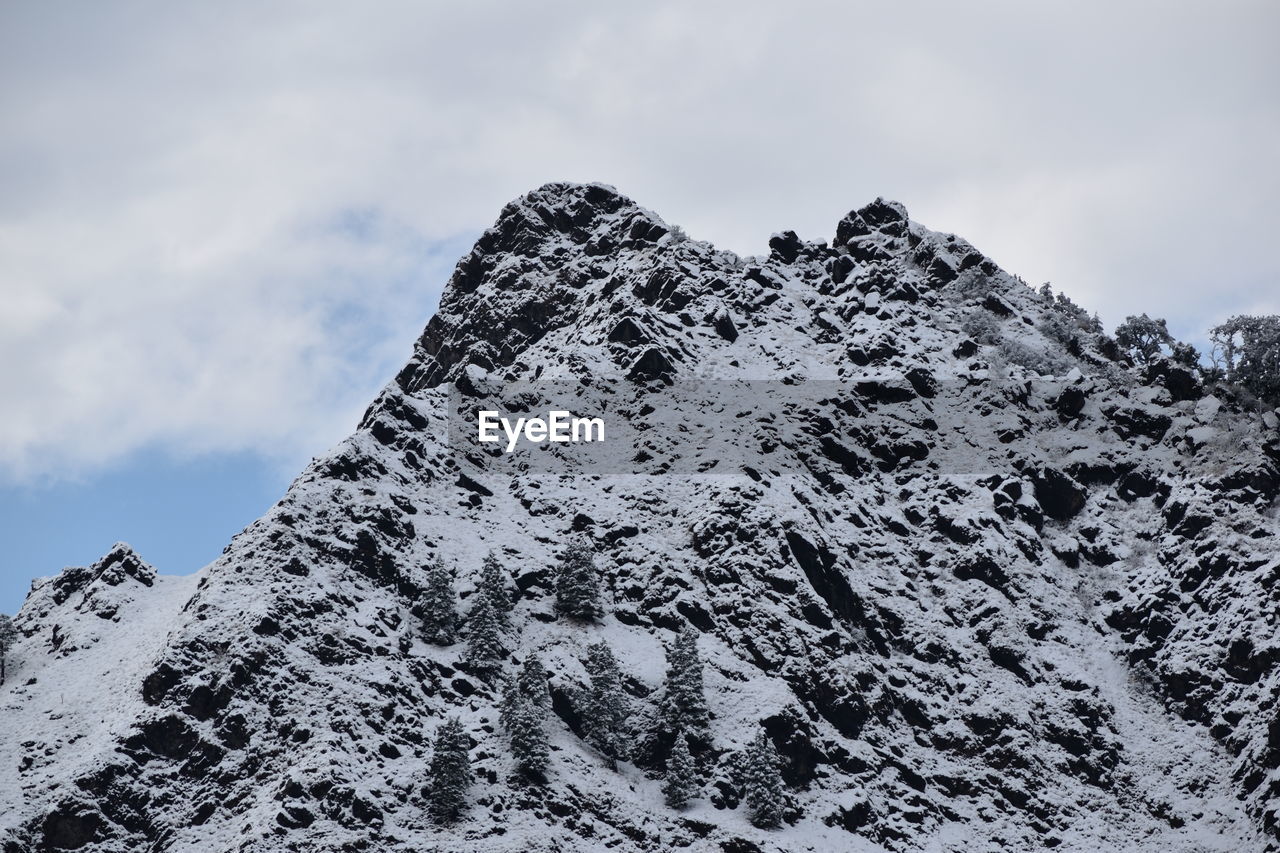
[580,641,628,767]
[421,559,459,645]
[501,672,550,780]
[477,551,513,628]
[554,540,603,621]
[503,657,549,715]
[742,728,784,828]
[509,695,550,779]
[660,625,709,738]
[428,716,472,824]
[663,731,698,809]
[0,614,16,686]
[465,591,505,675]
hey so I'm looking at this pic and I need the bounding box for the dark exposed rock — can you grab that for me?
[954,556,1013,597]
[854,380,915,405]
[711,308,739,342]
[836,198,909,244]
[141,664,182,706]
[768,230,805,264]
[183,683,232,721]
[982,295,1014,317]
[904,368,937,398]
[1055,387,1087,419]
[608,316,648,345]
[1031,469,1087,522]
[1145,359,1202,402]
[456,472,494,497]
[1107,407,1172,441]
[41,803,104,851]
[783,530,856,626]
[129,715,199,760]
[627,346,675,381]
[1117,470,1159,501]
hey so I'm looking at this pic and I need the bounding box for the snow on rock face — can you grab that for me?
[2,545,199,851]
[2,182,1277,853]
[18,543,160,643]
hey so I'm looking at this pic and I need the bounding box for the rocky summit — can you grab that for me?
[2,183,1277,853]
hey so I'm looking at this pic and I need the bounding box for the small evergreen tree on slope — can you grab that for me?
[501,672,550,780]
[421,559,459,645]
[0,614,17,686]
[429,716,473,824]
[581,641,629,767]
[660,624,709,738]
[554,540,603,621]
[502,656,550,715]
[742,728,784,828]
[466,590,505,675]
[477,550,513,628]
[663,731,699,809]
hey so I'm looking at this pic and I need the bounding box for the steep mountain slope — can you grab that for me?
[2,183,1276,853]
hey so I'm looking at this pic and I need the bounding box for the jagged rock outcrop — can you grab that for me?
[1,183,1275,853]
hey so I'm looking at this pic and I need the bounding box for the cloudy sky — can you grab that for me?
[1,1,1277,608]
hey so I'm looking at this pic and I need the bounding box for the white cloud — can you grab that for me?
[2,0,1277,481]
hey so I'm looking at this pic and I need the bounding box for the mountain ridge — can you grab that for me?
[2,182,1277,853]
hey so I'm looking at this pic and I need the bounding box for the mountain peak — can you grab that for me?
[3,186,1276,853]
[35,542,157,609]
[836,196,911,243]
[92,542,156,587]
[476,181,658,261]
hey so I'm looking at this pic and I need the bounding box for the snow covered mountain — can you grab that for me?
[3,183,1277,853]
